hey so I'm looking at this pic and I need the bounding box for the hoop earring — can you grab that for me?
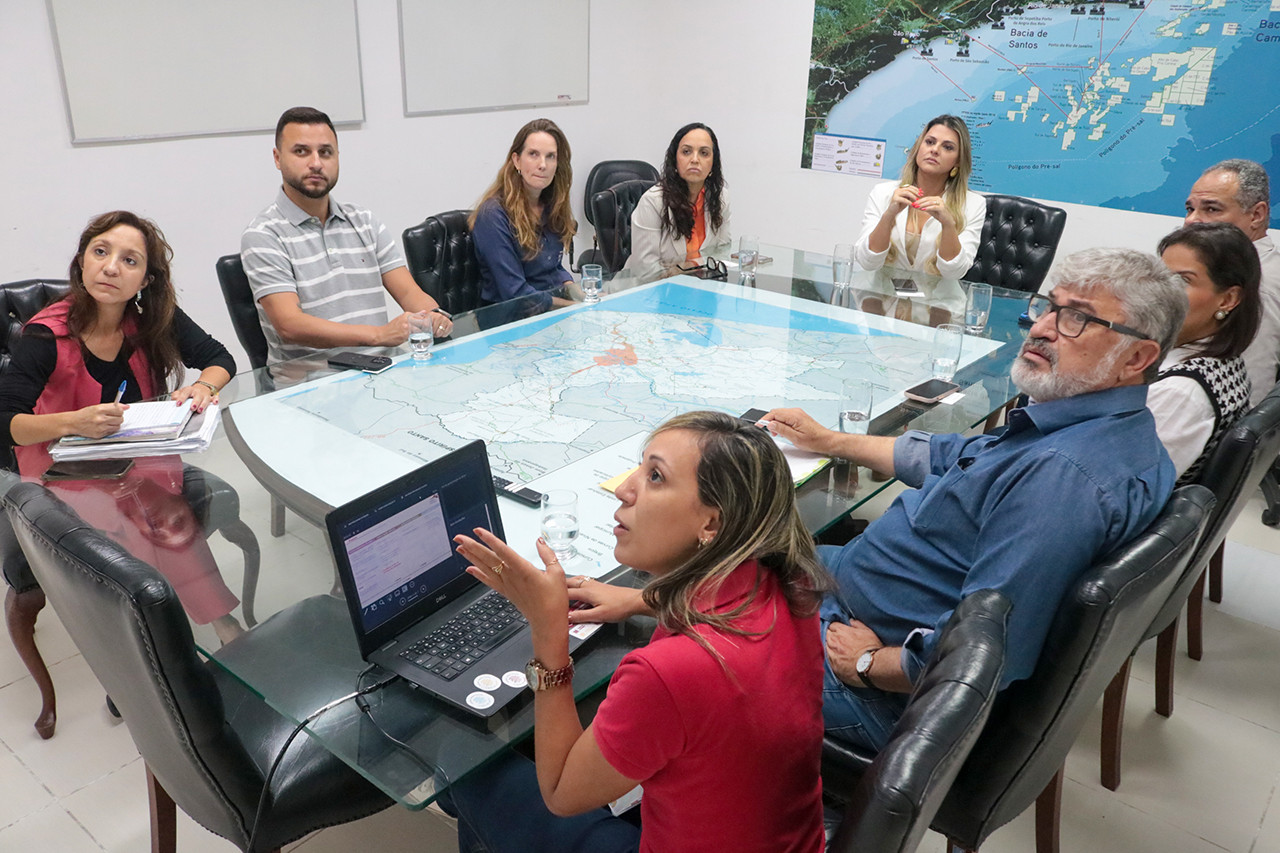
[1214,308,1230,321]
[134,292,144,315]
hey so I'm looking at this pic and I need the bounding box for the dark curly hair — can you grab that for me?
[657,123,726,242]
[65,211,183,394]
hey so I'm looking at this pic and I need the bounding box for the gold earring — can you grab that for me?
[697,536,710,549]
[950,166,958,178]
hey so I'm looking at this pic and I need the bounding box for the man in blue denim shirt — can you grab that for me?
[764,248,1188,750]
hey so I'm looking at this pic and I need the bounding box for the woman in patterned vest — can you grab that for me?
[1150,221,1262,482]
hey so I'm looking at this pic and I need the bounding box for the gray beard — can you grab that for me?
[1010,339,1127,402]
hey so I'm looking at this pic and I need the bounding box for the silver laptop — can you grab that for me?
[324,440,594,718]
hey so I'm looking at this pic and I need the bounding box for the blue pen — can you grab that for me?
[114,381,126,404]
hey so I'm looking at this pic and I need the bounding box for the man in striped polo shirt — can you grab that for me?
[241,106,452,365]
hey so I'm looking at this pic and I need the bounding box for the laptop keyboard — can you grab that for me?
[398,593,528,680]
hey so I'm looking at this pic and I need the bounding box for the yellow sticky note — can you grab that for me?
[600,465,639,494]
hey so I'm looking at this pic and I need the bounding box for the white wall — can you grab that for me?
[1,0,1191,371]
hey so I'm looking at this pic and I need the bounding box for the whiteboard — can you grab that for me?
[48,0,364,143]
[398,0,588,116]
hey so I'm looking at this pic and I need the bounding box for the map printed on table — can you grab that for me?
[274,280,996,482]
[804,0,1280,227]
[233,279,999,575]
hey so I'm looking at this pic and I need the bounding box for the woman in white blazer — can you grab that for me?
[625,123,731,280]
[854,115,985,325]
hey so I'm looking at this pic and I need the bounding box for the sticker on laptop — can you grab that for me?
[570,622,603,640]
[474,673,502,692]
[466,691,495,710]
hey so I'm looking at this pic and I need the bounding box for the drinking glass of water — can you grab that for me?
[832,243,855,289]
[964,282,993,334]
[738,236,759,287]
[541,489,579,560]
[581,264,603,305]
[408,313,434,360]
[839,379,875,435]
[931,323,964,381]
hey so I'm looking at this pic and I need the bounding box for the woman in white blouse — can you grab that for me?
[853,115,985,324]
[1150,222,1261,481]
[624,123,731,280]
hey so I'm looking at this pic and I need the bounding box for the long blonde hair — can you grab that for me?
[469,118,576,259]
[891,114,973,271]
[641,412,830,656]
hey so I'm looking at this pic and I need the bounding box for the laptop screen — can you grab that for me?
[326,440,503,652]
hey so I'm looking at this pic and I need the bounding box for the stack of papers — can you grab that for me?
[50,403,221,461]
[57,399,195,445]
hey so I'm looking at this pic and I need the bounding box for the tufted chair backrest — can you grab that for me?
[591,179,656,273]
[0,280,71,374]
[402,210,482,315]
[962,194,1068,294]
[582,160,660,228]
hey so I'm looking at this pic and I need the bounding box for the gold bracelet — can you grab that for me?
[194,380,220,394]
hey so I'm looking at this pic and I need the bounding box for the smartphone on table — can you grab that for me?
[42,458,135,481]
[903,379,960,403]
[327,352,393,374]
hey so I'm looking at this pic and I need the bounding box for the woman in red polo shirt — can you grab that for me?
[625,123,732,280]
[448,410,828,853]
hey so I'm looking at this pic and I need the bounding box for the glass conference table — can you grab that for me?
[25,246,1034,808]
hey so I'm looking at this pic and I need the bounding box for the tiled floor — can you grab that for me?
[3,474,1280,850]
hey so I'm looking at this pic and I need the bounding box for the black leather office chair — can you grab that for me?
[215,255,269,373]
[402,210,482,315]
[929,484,1213,853]
[578,159,659,270]
[962,194,1067,294]
[0,276,261,739]
[0,279,75,377]
[1099,381,1280,790]
[1260,459,1280,527]
[591,179,656,273]
[825,589,1009,853]
[216,254,288,537]
[4,481,392,852]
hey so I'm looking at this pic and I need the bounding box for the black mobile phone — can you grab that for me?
[903,378,960,403]
[492,475,544,507]
[42,458,135,481]
[892,278,921,296]
[327,352,393,373]
[739,407,769,425]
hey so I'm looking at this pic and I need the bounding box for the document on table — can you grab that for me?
[50,404,221,461]
[57,399,194,445]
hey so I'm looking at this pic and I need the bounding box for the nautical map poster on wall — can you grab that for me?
[803,0,1280,227]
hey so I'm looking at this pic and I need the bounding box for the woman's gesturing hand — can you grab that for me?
[454,528,570,633]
